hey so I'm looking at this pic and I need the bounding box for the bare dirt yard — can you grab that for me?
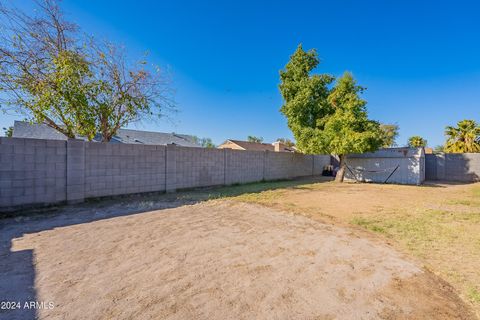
[225,179,480,318]
[0,178,478,319]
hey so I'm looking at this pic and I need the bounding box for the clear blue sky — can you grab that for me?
[2,0,479,147]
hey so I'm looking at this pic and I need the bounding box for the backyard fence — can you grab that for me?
[425,153,480,182]
[0,137,330,211]
[2,137,479,212]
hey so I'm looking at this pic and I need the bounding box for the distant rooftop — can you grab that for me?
[218,139,296,152]
[12,121,201,147]
[226,139,275,152]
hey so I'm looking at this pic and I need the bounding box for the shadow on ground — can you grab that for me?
[0,176,332,320]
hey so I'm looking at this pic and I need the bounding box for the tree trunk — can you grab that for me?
[335,154,346,183]
[43,118,76,139]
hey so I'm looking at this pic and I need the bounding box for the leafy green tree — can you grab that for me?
[380,124,399,147]
[276,138,295,147]
[192,136,216,148]
[0,1,96,139]
[0,0,175,141]
[434,145,445,153]
[279,45,383,182]
[444,120,480,153]
[247,135,263,143]
[279,45,334,153]
[200,138,216,148]
[407,136,427,148]
[2,126,13,137]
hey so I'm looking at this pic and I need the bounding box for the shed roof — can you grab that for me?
[347,147,425,159]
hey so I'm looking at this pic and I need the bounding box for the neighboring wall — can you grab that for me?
[0,138,331,211]
[0,138,67,208]
[425,153,480,182]
[173,146,225,189]
[265,151,315,180]
[84,143,167,198]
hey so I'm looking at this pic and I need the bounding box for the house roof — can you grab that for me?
[12,121,201,147]
[13,121,70,141]
[226,140,275,151]
[111,128,199,147]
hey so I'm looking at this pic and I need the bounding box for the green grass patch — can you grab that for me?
[468,287,480,303]
[350,208,480,257]
[350,217,386,233]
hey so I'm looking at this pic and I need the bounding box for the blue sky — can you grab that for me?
[2,0,480,147]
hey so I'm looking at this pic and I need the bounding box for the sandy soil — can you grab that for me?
[233,180,480,317]
[0,200,474,319]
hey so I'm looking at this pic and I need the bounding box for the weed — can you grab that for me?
[468,287,480,303]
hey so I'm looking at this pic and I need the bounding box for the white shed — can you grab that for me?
[344,148,425,185]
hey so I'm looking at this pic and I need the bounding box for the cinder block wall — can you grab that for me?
[425,154,438,180]
[426,153,480,182]
[313,155,331,175]
[0,138,66,208]
[173,146,225,189]
[0,137,331,211]
[265,152,314,180]
[225,149,264,184]
[84,143,167,198]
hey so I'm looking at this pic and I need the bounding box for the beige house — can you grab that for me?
[218,140,296,152]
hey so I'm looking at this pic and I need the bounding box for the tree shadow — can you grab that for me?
[425,153,480,183]
[422,180,478,188]
[0,176,331,319]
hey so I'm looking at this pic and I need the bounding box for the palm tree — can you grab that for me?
[380,124,399,147]
[407,136,427,148]
[444,120,480,153]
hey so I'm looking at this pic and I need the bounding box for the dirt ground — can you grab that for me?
[0,196,476,319]
[230,179,480,318]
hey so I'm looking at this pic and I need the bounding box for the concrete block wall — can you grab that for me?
[313,155,332,175]
[0,137,331,211]
[84,143,166,197]
[225,149,264,184]
[265,152,313,180]
[426,153,480,182]
[67,140,85,203]
[173,146,225,189]
[0,137,66,208]
[425,154,437,180]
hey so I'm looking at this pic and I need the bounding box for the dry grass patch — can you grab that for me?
[211,180,480,317]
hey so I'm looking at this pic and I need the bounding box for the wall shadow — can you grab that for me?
[425,153,480,183]
[0,175,331,319]
[446,153,480,182]
[0,248,37,320]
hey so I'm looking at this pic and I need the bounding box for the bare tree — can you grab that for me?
[0,0,94,138]
[90,42,175,142]
[0,0,175,141]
